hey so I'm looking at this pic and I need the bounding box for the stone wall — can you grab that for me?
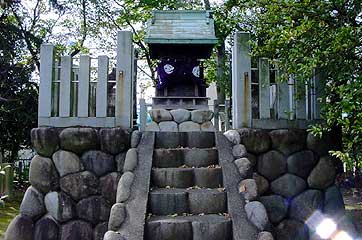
[5,127,135,240]
[224,128,357,240]
[146,109,215,132]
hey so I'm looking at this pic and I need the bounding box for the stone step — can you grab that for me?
[155,132,215,149]
[149,188,226,215]
[153,148,218,168]
[151,167,223,188]
[145,214,232,240]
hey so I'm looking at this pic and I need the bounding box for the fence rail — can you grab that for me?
[232,32,323,129]
[38,31,135,128]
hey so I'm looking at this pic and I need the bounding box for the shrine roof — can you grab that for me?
[145,10,218,45]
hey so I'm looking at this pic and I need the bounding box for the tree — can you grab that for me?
[246,0,362,172]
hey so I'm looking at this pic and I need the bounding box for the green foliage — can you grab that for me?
[247,0,362,171]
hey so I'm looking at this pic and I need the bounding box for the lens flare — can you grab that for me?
[316,218,337,239]
[332,231,353,240]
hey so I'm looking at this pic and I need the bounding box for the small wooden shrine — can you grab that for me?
[145,10,218,109]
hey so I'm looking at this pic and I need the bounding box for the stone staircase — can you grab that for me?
[144,132,232,240]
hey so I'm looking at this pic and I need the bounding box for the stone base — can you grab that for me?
[146,109,216,132]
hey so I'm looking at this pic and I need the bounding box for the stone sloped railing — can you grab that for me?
[104,131,154,240]
[223,128,357,240]
[4,127,134,240]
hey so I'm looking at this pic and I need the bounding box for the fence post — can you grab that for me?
[97,56,109,118]
[295,79,307,120]
[213,99,219,131]
[225,99,230,131]
[78,55,91,117]
[59,56,72,117]
[116,31,133,128]
[140,98,147,132]
[258,58,270,119]
[232,32,252,128]
[38,44,54,119]
[313,70,323,119]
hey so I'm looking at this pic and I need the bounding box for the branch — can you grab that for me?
[71,0,87,57]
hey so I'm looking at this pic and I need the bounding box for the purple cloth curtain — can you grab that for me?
[156,59,203,89]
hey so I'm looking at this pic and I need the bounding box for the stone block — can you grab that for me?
[271,173,306,198]
[149,189,188,215]
[45,191,75,222]
[76,196,110,225]
[276,219,309,240]
[239,179,258,201]
[31,127,59,157]
[20,186,45,220]
[123,148,138,172]
[59,128,98,155]
[257,231,274,240]
[170,109,191,123]
[306,132,336,157]
[238,128,271,154]
[201,121,215,132]
[115,152,126,172]
[232,144,247,158]
[146,217,192,240]
[29,155,59,193]
[269,129,306,156]
[179,121,200,132]
[324,185,345,216]
[99,128,130,155]
[234,158,252,178]
[188,189,226,214]
[183,148,218,167]
[131,130,142,148]
[81,150,115,177]
[152,168,193,188]
[100,172,121,204]
[94,222,108,240]
[191,110,214,124]
[34,215,59,240]
[149,109,173,122]
[108,203,126,231]
[159,121,178,132]
[60,171,99,201]
[257,150,287,181]
[259,195,288,224]
[245,201,270,231]
[52,150,83,177]
[4,215,34,240]
[103,231,126,240]
[192,219,232,240]
[116,171,135,203]
[194,168,223,188]
[289,189,323,222]
[253,173,269,196]
[287,150,317,179]
[223,130,240,145]
[61,220,93,240]
[308,156,336,189]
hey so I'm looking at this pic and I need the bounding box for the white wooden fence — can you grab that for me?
[38,31,135,128]
[232,32,323,129]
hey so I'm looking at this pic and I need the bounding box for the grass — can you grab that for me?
[0,191,24,239]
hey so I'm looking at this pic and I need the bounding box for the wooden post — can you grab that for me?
[232,32,251,128]
[59,56,72,117]
[258,58,270,119]
[78,55,91,117]
[38,44,54,119]
[225,99,230,131]
[295,79,307,120]
[288,76,295,120]
[96,55,109,117]
[313,70,323,119]
[140,98,147,132]
[116,31,133,128]
[213,99,219,131]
